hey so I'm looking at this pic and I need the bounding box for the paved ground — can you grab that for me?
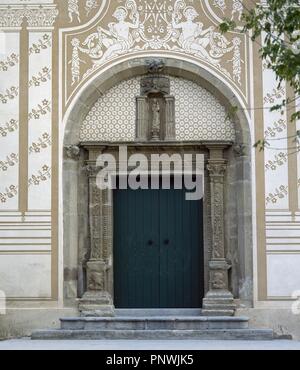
[0,339,300,350]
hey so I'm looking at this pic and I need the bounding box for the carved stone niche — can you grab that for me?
[136,75,176,141]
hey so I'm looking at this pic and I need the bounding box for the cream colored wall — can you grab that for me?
[0,0,299,313]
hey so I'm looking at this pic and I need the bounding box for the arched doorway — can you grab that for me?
[62,57,253,317]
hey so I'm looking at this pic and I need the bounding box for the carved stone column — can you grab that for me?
[79,165,115,317]
[136,97,148,141]
[165,95,176,140]
[202,146,236,316]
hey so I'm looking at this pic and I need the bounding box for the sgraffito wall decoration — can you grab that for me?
[28,31,53,211]
[0,31,20,210]
[0,0,299,307]
[0,0,57,301]
[63,0,248,108]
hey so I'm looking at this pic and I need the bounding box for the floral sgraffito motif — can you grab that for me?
[0,53,19,73]
[212,0,243,21]
[29,34,52,55]
[0,87,19,104]
[264,86,286,105]
[29,67,51,88]
[85,0,99,16]
[69,0,244,86]
[28,100,51,121]
[227,37,243,85]
[0,153,19,172]
[68,0,99,22]
[0,119,18,138]
[266,185,288,206]
[0,185,18,203]
[231,0,243,21]
[68,0,81,23]
[28,165,51,187]
[29,133,52,154]
[69,39,86,85]
[265,152,288,172]
[213,0,226,14]
[265,119,287,140]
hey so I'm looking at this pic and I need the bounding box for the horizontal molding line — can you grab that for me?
[0,213,51,215]
[0,221,51,227]
[0,243,51,245]
[6,297,53,301]
[0,236,51,244]
[0,248,51,252]
[266,298,295,301]
[266,236,300,239]
[267,243,300,246]
[0,220,51,225]
[6,298,56,302]
[268,251,300,254]
[266,221,300,224]
[267,251,300,255]
[0,251,51,255]
[267,226,300,229]
[0,228,51,231]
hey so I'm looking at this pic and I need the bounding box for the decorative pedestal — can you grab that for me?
[79,291,114,317]
[202,146,236,317]
[202,260,235,316]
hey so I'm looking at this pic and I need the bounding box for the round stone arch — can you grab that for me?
[62,56,253,313]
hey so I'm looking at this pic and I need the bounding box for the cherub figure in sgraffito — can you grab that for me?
[172,6,218,65]
[81,4,140,63]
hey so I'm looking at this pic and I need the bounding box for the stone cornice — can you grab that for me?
[0,4,58,28]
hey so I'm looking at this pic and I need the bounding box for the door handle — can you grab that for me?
[164,239,170,246]
[148,240,154,246]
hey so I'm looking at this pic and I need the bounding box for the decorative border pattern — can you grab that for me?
[0,5,58,28]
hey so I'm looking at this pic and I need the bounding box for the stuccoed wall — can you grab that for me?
[0,0,299,338]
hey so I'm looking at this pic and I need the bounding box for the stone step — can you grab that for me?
[31,328,274,341]
[60,316,250,331]
[115,309,202,317]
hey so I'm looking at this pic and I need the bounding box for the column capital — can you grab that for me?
[84,164,98,178]
[207,161,227,178]
[206,143,230,157]
[65,145,81,161]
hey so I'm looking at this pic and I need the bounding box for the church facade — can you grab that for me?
[0,0,300,339]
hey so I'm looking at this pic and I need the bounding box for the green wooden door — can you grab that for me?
[114,182,204,308]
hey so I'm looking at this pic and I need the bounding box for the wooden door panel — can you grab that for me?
[114,183,204,309]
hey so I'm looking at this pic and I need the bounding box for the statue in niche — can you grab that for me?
[151,99,161,141]
[136,61,176,142]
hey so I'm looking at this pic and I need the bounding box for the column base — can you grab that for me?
[79,291,115,317]
[202,290,236,317]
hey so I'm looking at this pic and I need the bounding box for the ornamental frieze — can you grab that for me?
[0,4,58,28]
